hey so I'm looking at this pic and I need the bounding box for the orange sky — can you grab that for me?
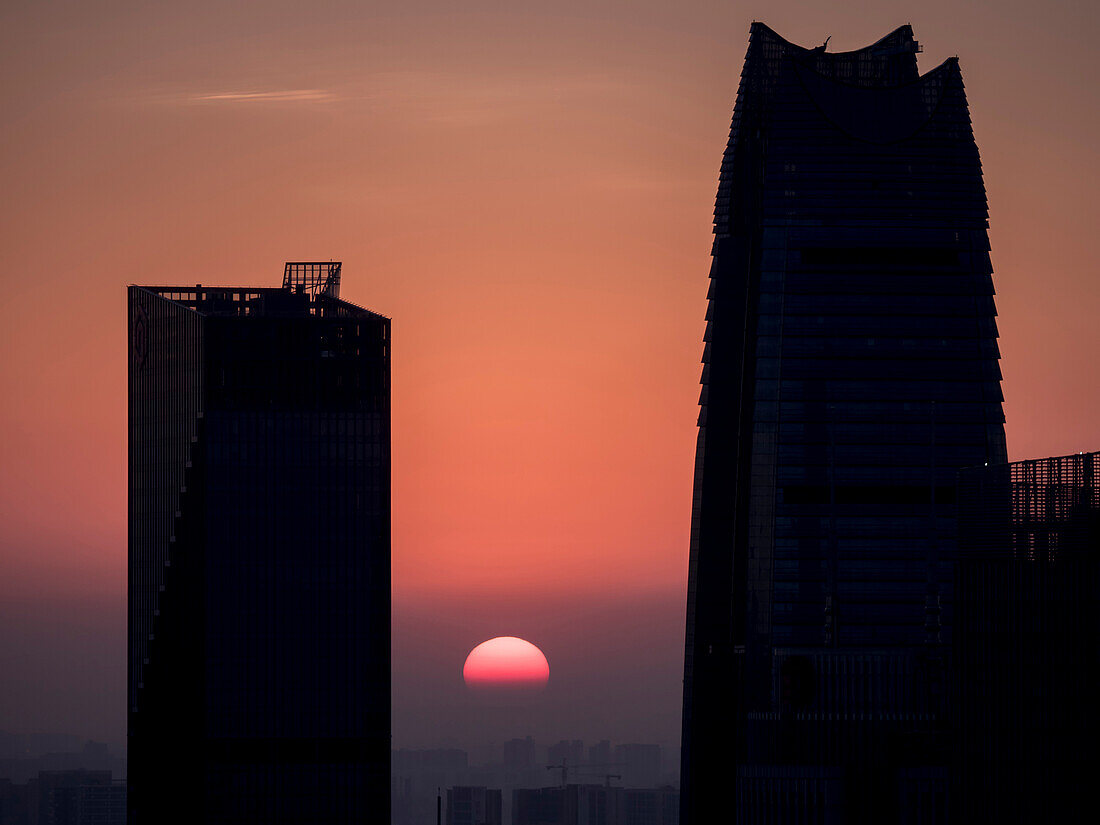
[1,0,1097,746]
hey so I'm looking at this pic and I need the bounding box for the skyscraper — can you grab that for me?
[128,263,390,823]
[680,25,1006,823]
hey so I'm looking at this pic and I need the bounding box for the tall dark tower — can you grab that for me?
[680,25,1006,824]
[128,263,390,823]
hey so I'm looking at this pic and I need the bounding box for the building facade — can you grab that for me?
[680,24,1006,824]
[955,452,1099,823]
[446,786,503,825]
[128,263,390,823]
[511,785,678,825]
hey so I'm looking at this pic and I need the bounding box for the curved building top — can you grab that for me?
[713,23,978,240]
[748,22,923,86]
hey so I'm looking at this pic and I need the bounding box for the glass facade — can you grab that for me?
[680,24,1006,824]
[128,272,390,823]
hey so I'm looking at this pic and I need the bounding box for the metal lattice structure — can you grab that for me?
[958,451,1100,560]
[282,261,341,298]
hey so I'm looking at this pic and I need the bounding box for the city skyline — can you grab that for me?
[1,0,1097,765]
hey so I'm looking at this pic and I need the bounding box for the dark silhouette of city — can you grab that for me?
[1,6,1097,825]
[391,739,678,825]
[127,264,390,823]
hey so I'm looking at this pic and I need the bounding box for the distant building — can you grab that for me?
[36,771,112,825]
[0,778,33,825]
[73,782,126,825]
[587,741,611,768]
[128,263,390,823]
[612,745,660,790]
[393,749,469,776]
[392,750,471,825]
[0,741,124,788]
[390,776,415,825]
[513,785,616,825]
[622,787,678,825]
[501,737,544,791]
[503,737,538,771]
[4,771,125,825]
[513,785,678,825]
[955,451,1100,823]
[680,22,1005,825]
[446,786,502,825]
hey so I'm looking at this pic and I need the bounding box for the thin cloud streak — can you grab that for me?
[189,89,336,103]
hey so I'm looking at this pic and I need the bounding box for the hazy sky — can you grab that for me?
[1,0,1096,751]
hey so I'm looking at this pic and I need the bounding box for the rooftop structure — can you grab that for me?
[282,261,341,297]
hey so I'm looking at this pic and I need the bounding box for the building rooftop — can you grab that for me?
[132,261,387,320]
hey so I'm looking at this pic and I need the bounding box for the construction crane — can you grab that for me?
[546,758,571,787]
[545,759,623,787]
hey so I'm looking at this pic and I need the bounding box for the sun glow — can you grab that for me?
[462,636,550,690]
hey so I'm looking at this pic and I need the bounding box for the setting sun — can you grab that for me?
[462,636,550,690]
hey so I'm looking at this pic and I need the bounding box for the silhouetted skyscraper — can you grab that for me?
[128,263,390,823]
[680,24,1005,824]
